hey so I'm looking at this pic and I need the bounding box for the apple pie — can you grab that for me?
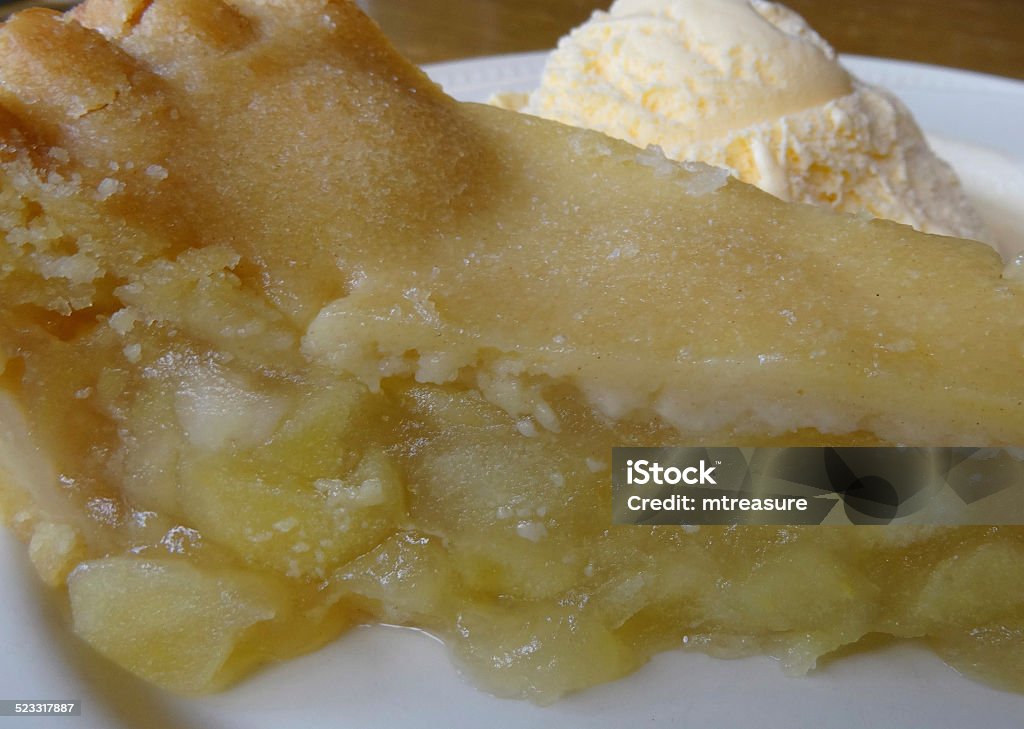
[0,0,1021,702]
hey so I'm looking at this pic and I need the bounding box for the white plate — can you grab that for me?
[3,54,1024,729]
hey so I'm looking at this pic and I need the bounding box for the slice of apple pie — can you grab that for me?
[0,0,1022,701]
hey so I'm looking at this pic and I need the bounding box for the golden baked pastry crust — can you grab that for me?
[0,0,1021,701]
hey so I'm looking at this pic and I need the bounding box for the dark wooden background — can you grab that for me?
[356,0,1024,80]
[1,0,1021,80]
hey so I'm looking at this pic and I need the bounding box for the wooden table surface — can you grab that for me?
[356,0,1024,81]
[1,0,1021,81]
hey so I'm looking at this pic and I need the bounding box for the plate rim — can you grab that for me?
[422,50,1024,100]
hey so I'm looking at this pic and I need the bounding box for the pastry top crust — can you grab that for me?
[0,0,1021,447]
[0,0,485,325]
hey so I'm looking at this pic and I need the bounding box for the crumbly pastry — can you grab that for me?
[0,0,1022,701]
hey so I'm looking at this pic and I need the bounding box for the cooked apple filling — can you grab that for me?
[0,0,1022,702]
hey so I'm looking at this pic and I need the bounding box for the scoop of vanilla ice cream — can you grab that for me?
[505,0,984,240]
